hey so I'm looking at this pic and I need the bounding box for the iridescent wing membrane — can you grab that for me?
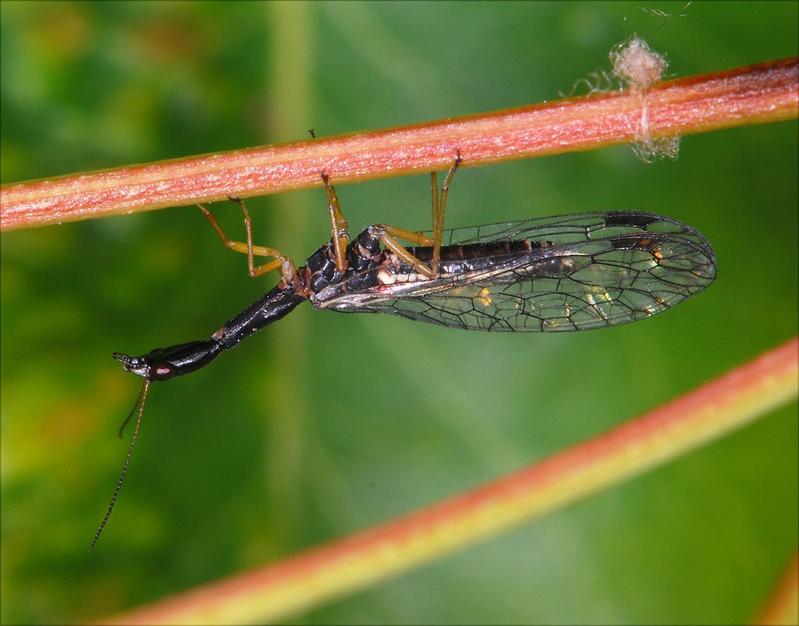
[326,212,716,332]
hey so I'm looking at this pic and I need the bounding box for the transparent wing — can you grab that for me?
[439,211,711,249]
[329,211,716,332]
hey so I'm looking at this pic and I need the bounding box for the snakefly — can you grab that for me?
[92,154,716,547]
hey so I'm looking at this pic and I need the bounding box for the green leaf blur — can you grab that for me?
[1,2,796,624]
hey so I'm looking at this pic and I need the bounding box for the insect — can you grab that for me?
[91,155,716,547]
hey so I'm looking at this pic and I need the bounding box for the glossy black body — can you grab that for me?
[114,211,716,380]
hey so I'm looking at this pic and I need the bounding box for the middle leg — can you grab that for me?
[321,173,350,273]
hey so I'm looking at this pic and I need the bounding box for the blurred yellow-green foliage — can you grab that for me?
[1,2,797,624]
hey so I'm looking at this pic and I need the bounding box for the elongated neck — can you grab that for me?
[115,285,306,381]
[213,284,306,349]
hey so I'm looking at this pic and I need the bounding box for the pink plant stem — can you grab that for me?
[2,57,797,232]
[104,337,799,626]
[754,552,799,626]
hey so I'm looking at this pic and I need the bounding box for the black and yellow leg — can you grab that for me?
[432,152,462,272]
[368,152,462,279]
[369,224,436,276]
[196,199,297,283]
[321,173,350,273]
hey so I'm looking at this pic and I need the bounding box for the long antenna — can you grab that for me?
[117,380,148,438]
[90,379,151,550]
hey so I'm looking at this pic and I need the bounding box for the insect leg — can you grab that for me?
[320,173,350,272]
[370,226,435,277]
[432,152,462,274]
[197,200,296,282]
[376,224,434,246]
[367,152,463,279]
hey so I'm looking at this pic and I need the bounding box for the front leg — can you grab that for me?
[197,199,296,283]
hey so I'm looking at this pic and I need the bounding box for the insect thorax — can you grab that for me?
[302,229,385,302]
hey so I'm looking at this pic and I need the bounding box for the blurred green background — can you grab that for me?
[1,2,797,624]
